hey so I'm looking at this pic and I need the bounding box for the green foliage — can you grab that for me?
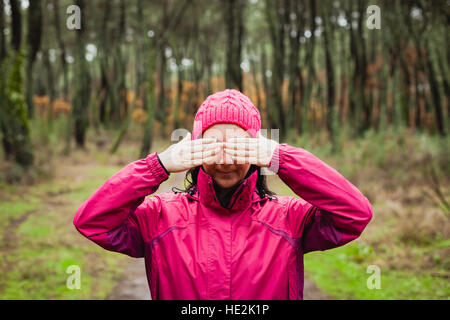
[304,243,450,300]
[0,199,38,240]
[343,242,376,263]
[0,160,128,299]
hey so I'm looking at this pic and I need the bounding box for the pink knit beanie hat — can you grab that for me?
[192,89,261,140]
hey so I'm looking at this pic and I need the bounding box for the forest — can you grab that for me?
[0,0,448,300]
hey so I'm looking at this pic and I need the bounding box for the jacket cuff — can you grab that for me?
[268,143,284,174]
[146,152,170,182]
[156,152,170,176]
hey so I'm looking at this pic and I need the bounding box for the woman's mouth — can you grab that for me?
[217,171,234,175]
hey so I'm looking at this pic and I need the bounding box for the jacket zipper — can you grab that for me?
[228,181,247,210]
[208,180,246,210]
[208,181,219,203]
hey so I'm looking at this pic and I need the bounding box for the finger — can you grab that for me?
[230,155,258,164]
[179,138,216,153]
[190,151,220,166]
[202,151,222,165]
[182,132,191,140]
[198,137,218,143]
[187,146,222,161]
[226,137,255,142]
[224,139,272,151]
[256,131,268,139]
[224,147,257,157]
[223,141,257,150]
[184,137,217,146]
[180,154,216,166]
[185,141,223,153]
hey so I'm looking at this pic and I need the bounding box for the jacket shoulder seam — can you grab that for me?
[253,218,300,249]
[145,223,189,248]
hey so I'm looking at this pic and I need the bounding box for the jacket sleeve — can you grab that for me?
[269,143,373,253]
[73,152,170,257]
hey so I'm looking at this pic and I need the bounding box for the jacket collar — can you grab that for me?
[194,166,261,213]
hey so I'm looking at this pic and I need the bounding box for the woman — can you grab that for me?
[73,89,373,300]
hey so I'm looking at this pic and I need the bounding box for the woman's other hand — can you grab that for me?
[222,131,279,167]
[158,132,223,173]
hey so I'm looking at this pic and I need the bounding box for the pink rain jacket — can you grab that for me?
[73,143,372,300]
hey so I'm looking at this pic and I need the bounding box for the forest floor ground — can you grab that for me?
[0,124,448,299]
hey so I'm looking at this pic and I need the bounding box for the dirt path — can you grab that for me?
[107,263,329,300]
[303,274,331,300]
[106,172,330,300]
[106,258,151,300]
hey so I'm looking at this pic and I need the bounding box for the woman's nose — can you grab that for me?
[216,147,234,165]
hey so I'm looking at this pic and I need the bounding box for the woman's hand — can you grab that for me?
[158,132,223,173]
[223,131,279,167]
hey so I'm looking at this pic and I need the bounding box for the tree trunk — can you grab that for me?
[0,1,34,167]
[287,0,304,137]
[250,54,262,115]
[346,3,358,129]
[52,0,69,99]
[10,0,21,52]
[264,0,287,139]
[425,39,446,136]
[224,0,244,91]
[158,39,167,132]
[117,0,128,120]
[110,0,131,153]
[72,0,91,148]
[139,47,157,158]
[301,0,317,135]
[41,1,55,124]
[171,40,185,130]
[97,0,112,126]
[357,0,369,134]
[0,0,7,157]
[0,0,6,61]
[42,47,55,117]
[260,44,271,128]
[322,1,335,146]
[25,0,43,119]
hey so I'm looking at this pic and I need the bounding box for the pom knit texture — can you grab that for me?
[192,89,261,139]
